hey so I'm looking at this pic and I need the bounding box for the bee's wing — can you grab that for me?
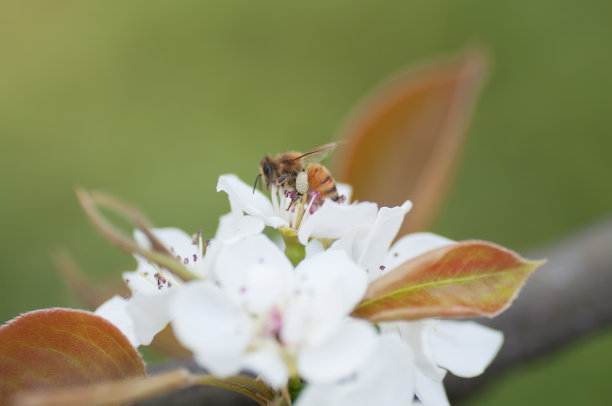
[290,142,341,165]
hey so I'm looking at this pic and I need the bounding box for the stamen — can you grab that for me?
[192,229,203,246]
[305,192,318,215]
[154,272,167,290]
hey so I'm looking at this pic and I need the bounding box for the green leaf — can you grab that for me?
[352,241,545,322]
[0,308,145,406]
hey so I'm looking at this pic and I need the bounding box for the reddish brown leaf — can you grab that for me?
[352,241,544,322]
[0,308,145,406]
[333,49,487,235]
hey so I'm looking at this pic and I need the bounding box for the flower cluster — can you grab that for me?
[96,174,504,405]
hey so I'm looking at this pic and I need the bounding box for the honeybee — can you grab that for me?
[256,143,343,207]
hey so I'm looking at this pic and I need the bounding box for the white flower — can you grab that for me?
[127,228,204,292]
[324,196,503,406]
[95,219,264,347]
[330,200,413,277]
[217,174,380,245]
[295,334,416,406]
[169,233,371,388]
[97,227,204,346]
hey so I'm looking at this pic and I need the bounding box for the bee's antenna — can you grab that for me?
[253,174,262,194]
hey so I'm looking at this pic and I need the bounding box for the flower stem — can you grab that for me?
[279,227,305,266]
[288,376,303,402]
[76,187,198,281]
[191,374,275,405]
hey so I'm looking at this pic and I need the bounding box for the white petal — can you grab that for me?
[384,232,455,272]
[215,212,265,244]
[298,319,377,383]
[359,202,412,279]
[132,227,204,280]
[428,320,503,378]
[95,296,138,347]
[294,383,333,406]
[340,335,415,406]
[304,239,325,258]
[202,213,266,282]
[297,334,415,406]
[283,250,368,346]
[215,234,294,313]
[242,343,289,389]
[297,201,378,245]
[126,290,174,346]
[414,370,450,406]
[329,226,369,261]
[170,282,253,377]
[301,250,368,315]
[122,269,160,295]
[381,321,446,381]
[244,263,293,315]
[217,174,287,228]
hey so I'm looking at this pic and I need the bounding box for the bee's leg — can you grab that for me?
[287,191,303,211]
[285,189,297,199]
[292,191,303,203]
[277,174,288,187]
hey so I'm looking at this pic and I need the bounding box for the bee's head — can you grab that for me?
[257,156,275,190]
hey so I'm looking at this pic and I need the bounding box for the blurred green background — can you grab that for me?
[1,1,611,404]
